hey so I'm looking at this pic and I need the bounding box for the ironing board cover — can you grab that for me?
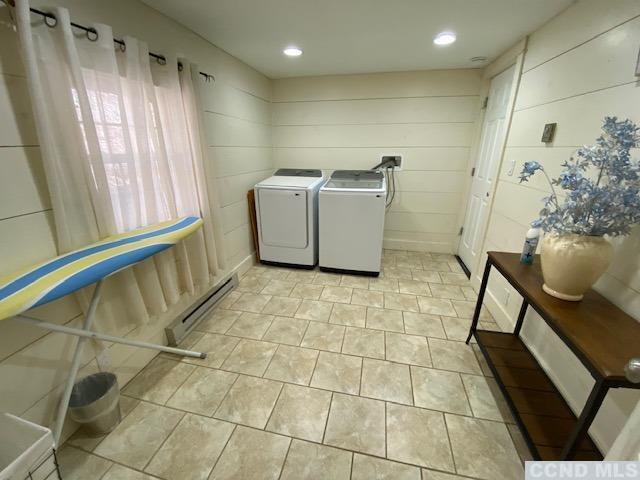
[0,216,203,321]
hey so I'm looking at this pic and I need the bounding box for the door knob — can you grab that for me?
[625,358,640,383]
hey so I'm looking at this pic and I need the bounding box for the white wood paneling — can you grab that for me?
[0,211,58,274]
[385,212,457,234]
[202,81,271,124]
[273,96,478,125]
[383,230,456,253]
[216,169,272,207]
[221,199,249,234]
[273,69,482,102]
[522,0,640,72]
[0,146,50,220]
[273,146,470,171]
[205,112,271,147]
[516,16,640,110]
[0,74,38,146]
[274,123,473,148]
[388,192,461,215]
[209,146,272,178]
[395,171,466,193]
[508,83,640,147]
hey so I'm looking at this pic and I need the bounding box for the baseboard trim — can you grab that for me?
[383,237,453,254]
[455,255,471,279]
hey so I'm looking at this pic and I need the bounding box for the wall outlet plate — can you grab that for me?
[503,288,511,306]
[380,154,402,170]
[541,123,557,143]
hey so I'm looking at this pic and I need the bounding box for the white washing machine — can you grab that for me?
[254,169,324,268]
[319,170,387,276]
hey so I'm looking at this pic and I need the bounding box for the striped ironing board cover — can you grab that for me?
[0,216,203,322]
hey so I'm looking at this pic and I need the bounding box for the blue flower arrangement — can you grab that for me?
[519,117,640,237]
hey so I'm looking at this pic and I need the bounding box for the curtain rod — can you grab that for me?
[23,5,215,83]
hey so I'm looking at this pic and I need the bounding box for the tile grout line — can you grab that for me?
[140,409,187,473]
[275,436,294,480]
[210,373,242,420]
[263,381,286,431]
[207,423,238,477]
[442,413,459,476]
[349,451,355,480]
[408,365,417,407]
[163,362,199,407]
[321,391,335,444]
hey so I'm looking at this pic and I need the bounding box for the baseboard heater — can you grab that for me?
[165,273,239,346]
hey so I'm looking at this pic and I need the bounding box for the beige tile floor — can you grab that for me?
[60,250,529,480]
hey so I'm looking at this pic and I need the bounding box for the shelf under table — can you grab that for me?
[474,329,603,461]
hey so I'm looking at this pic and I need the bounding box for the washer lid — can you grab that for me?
[256,175,324,189]
[274,168,322,177]
[324,170,385,190]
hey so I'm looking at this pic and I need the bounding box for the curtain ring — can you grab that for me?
[156,56,167,66]
[118,41,126,52]
[44,14,57,28]
[86,28,99,42]
[178,63,184,72]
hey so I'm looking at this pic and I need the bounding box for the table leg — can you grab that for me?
[560,380,609,460]
[513,299,528,336]
[465,258,492,344]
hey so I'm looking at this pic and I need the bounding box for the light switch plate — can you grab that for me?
[507,159,516,176]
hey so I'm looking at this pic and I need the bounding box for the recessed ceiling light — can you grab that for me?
[283,47,302,57]
[434,32,456,46]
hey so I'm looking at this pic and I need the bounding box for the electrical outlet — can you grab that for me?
[96,349,112,371]
[381,154,402,170]
[503,288,511,306]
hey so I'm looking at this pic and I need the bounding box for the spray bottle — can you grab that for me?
[520,228,541,265]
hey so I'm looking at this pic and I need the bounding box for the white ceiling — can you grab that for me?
[142,0,573,79]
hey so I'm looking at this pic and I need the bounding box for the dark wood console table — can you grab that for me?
[466,251,640,461]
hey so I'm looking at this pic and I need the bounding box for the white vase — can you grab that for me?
[540,234,613,301]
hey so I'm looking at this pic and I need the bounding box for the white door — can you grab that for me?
[458,65,515,272]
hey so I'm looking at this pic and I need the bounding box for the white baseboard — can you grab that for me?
[234,252,256,277]
[383,237,453,254]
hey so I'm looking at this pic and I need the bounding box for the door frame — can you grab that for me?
[455,42,527,283]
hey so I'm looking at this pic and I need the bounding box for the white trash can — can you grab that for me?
[68,372,121,436]
[0,413,61,480]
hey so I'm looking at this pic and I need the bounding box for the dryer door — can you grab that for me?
[258,188,308,248]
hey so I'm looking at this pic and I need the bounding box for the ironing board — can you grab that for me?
[2,216,209,444]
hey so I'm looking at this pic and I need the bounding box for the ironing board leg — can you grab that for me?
[15,282,207,445]
[52,279,104,445]
[15,317,207,358]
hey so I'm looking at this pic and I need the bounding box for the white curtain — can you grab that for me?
[15,0,225,332]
